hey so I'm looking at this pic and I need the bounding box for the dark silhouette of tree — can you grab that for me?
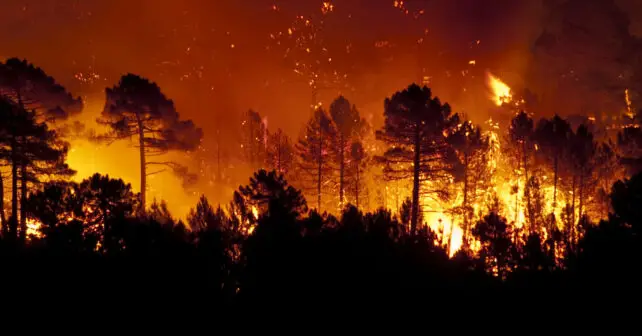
[568,125,597,226]
[516,233,555,274]
[0,58,82,122]
[448,120,489,243]
[595,141,624,218]
[187,195,218,232]
[265,128,294,176]
[236,169,307,220]
[329,96,365,208]
[98,74,203,211]
[240,109,267,171]
[534,115,572,213]
[148,199,175,228]
[349,141,368,209]
[611,173,642,233]
[26,174,136,251]
[524,175,546,235]
[296,108,334,211]
[507,111,535,228]
[0,58,82,238]
[617,124,642,175]
[376,84,457,233]
[473,212,516,279]
[79,174,137,251]
[0,98,73,240]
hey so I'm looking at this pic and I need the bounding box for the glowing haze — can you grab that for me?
[1,0,641,220]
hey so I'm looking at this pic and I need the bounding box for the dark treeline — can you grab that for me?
[1,56,642,317]
[0,167,640,312]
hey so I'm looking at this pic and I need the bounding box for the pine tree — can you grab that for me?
[241,109,267,171]
[567,124,597,245]
[0,58,82,235]
[508,111,535,230]
[296,108,335,211]
[349,141,367,209]
[0,98,73,239]
[98,74,203,211]
[534,115,572,214]
[448,120,489,243]
[265,128,294,176]
[0,58,82,122]
[328,96,365,208]
[376,84,457,233]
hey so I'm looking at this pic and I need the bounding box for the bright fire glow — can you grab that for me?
[486,72,512,106]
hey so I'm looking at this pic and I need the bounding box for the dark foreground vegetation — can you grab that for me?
[0,169,640,315]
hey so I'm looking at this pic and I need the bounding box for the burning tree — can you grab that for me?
[98,74,203,211]
[567,124,598,244]
[507,111,536,231]
[0,98,73,240]
[0,58,82,237]
[26,174,137,252]
[534,115,572,215]
[296,108,335,211]
[240,109,267,171]
[265,128,294,176]
[349,141,368,209]
[238,170,307,216]
[448,120,490,245]
[328,96,366,208]
[376,84,457,234]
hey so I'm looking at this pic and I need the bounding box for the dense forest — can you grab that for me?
[2,1,642,317]
[0,53,641,315]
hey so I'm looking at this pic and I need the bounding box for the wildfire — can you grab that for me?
[486,72,512,106]
[26,218,43,239]
[625,88,634,119]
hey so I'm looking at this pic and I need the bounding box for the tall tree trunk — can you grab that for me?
[136,116,147,213]
[523,142,533,233]
[578,173,584,221]
[339,135,345,209]
[10,138,18,240]
[462,154,469,245]
[570,175,576,249]
[355,160,360,209]
[0,171,5,236]
[20,163,27,240]
[411,127,421,234]
[276,135,282,173]
[552,155,558,213]
[317,128,323,211]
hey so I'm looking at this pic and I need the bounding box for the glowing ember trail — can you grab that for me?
[486,72,512,106]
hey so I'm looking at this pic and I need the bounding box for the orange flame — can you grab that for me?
[486,72,512,106]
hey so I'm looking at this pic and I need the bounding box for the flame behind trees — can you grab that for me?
[329,96,366,208]
[0,98,73,240]
[98,74,203,212]
[265,128,295,177]
[0,58,82,238]
[296,108,334,211]
[240,109,268,172]
[376,84,458,234]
